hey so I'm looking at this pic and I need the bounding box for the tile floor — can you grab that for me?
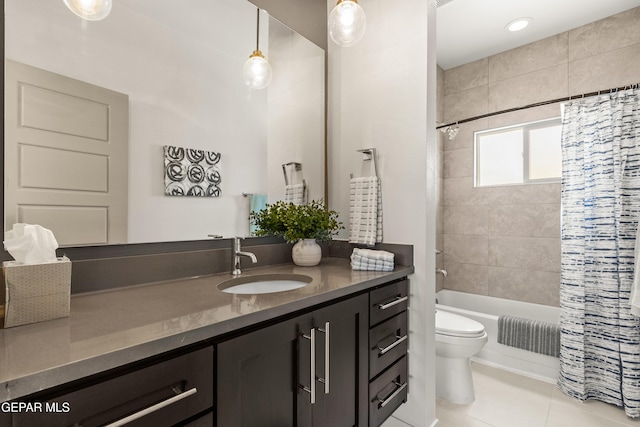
[384,362,640,427]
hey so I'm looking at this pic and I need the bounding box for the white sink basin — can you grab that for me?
[218,273,312,294]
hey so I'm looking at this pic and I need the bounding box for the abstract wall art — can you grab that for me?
[164,145,221,197]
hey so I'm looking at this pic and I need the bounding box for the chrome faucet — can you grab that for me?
[232,237,257,276]
[436,268,448,278]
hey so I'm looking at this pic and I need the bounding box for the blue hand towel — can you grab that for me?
[249,194,268,236]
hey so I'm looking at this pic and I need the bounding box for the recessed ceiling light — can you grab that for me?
[506,17,532,32]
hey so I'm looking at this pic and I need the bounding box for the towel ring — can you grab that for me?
[282,162,304,185]
[351,148,378,179]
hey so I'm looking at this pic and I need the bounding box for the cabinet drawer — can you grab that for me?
[369,356,408,427]
[370,279,408,327]
[13,346,213,427]
[370,311,408,379]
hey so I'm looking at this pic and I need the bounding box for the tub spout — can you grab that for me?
[436,268,448,278]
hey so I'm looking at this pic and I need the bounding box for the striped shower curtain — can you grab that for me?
[559,86,640,418]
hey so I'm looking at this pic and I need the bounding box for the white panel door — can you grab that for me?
[5,60,129,246]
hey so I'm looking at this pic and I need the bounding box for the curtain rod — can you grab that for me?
[436,83,640,130]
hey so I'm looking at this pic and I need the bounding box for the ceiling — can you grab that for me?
[436,0,640,70]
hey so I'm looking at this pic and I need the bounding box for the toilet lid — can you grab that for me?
[436,310,485,338]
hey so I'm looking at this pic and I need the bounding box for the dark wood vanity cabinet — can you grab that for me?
[368,279,409,427]
[216,294,369,427]
[11,346,214,427]
[4,276,410,427]
[217,278,410,427]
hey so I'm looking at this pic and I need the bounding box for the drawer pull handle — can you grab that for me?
[103,387,197,427]
[378,381,407,408]
[378,334,408,355]
[301,329,317,404]
[317,322,330,394]
[378,296,408,310]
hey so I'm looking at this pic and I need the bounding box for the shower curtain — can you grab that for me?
[558,86,640,418]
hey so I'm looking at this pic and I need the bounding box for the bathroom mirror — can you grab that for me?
[3,0,325,246]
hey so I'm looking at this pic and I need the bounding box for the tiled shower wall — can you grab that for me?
[439,7,640,307]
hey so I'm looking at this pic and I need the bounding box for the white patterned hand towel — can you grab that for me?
[631,216,640,316]
[350,248,394,271]
[349,176,383,246]
[284,183,306,205]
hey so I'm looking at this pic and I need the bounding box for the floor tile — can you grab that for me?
[550,386,640,426]
[434,362,640,427]
[438,362,553,427]
[546,400,632,427]
[381,416,413,427]
[436,400,494,427]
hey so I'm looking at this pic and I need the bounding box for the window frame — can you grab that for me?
[473,117,562,188]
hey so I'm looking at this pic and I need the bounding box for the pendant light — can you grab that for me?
[328,0,366,47]
[243,9,272,90]
[63,0,112,21]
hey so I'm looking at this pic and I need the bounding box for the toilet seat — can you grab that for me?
[436,310,485,338]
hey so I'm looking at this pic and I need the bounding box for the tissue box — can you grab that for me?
[1,257,71,328]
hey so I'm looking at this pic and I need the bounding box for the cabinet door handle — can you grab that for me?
[301,328,317,404]
[378,334,408,355]
[317,321,330,394]
[378,296,408,310]
[377,381,407,408]
[103,386,198,427]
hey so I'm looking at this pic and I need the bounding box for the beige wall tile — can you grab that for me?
[569,43,640,95]
[441,262,489,295]
[488,203,560,238]
[444,234,488,265]
[487,267,560,306]
[489,33,568,83]
[436,205,444,235]
[488,64,568,113]
[488,236,561,272]
[444,176,484,206]
[487,103,562,129]
[444,148,473,179]
[568,7,640,62]
[444,85,489,124]
[437,66,445,123]
[444,205,488,235]
[482,183,561,206]
[436,145,444,178]
[444,58,489,95]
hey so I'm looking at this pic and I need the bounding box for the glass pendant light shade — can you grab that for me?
[329,0,366,47]
[63,0,112,21]
[244,9,272,90]
[243,50,272,90]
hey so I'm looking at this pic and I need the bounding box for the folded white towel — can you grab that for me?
[284,183,306,205]
[350,248,394,271]
[349,177,382,246]
[352,248,394,262]
[631,217,640,316]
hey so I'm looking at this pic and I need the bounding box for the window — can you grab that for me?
[474,118,561,187]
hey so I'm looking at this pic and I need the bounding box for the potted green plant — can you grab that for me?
[250,200,343,266]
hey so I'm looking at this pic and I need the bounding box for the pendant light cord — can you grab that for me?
[255,9,260,51]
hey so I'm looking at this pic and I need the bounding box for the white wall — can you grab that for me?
[6,0,267,243]
[327,1,437,425]
[267,21,325,204]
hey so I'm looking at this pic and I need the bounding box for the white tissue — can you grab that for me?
[3,224,59,264]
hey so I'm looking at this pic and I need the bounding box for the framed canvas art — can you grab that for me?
[164,145,221,197]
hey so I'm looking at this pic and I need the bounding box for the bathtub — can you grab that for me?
[435,289,560,384]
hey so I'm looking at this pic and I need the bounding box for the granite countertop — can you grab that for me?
[0,257,413,402]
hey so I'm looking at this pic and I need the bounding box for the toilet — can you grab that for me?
[435,310,488,404]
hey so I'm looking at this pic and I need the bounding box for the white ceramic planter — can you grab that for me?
[292,239,322,266]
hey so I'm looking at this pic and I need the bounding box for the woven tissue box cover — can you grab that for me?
[1,257,72,328]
